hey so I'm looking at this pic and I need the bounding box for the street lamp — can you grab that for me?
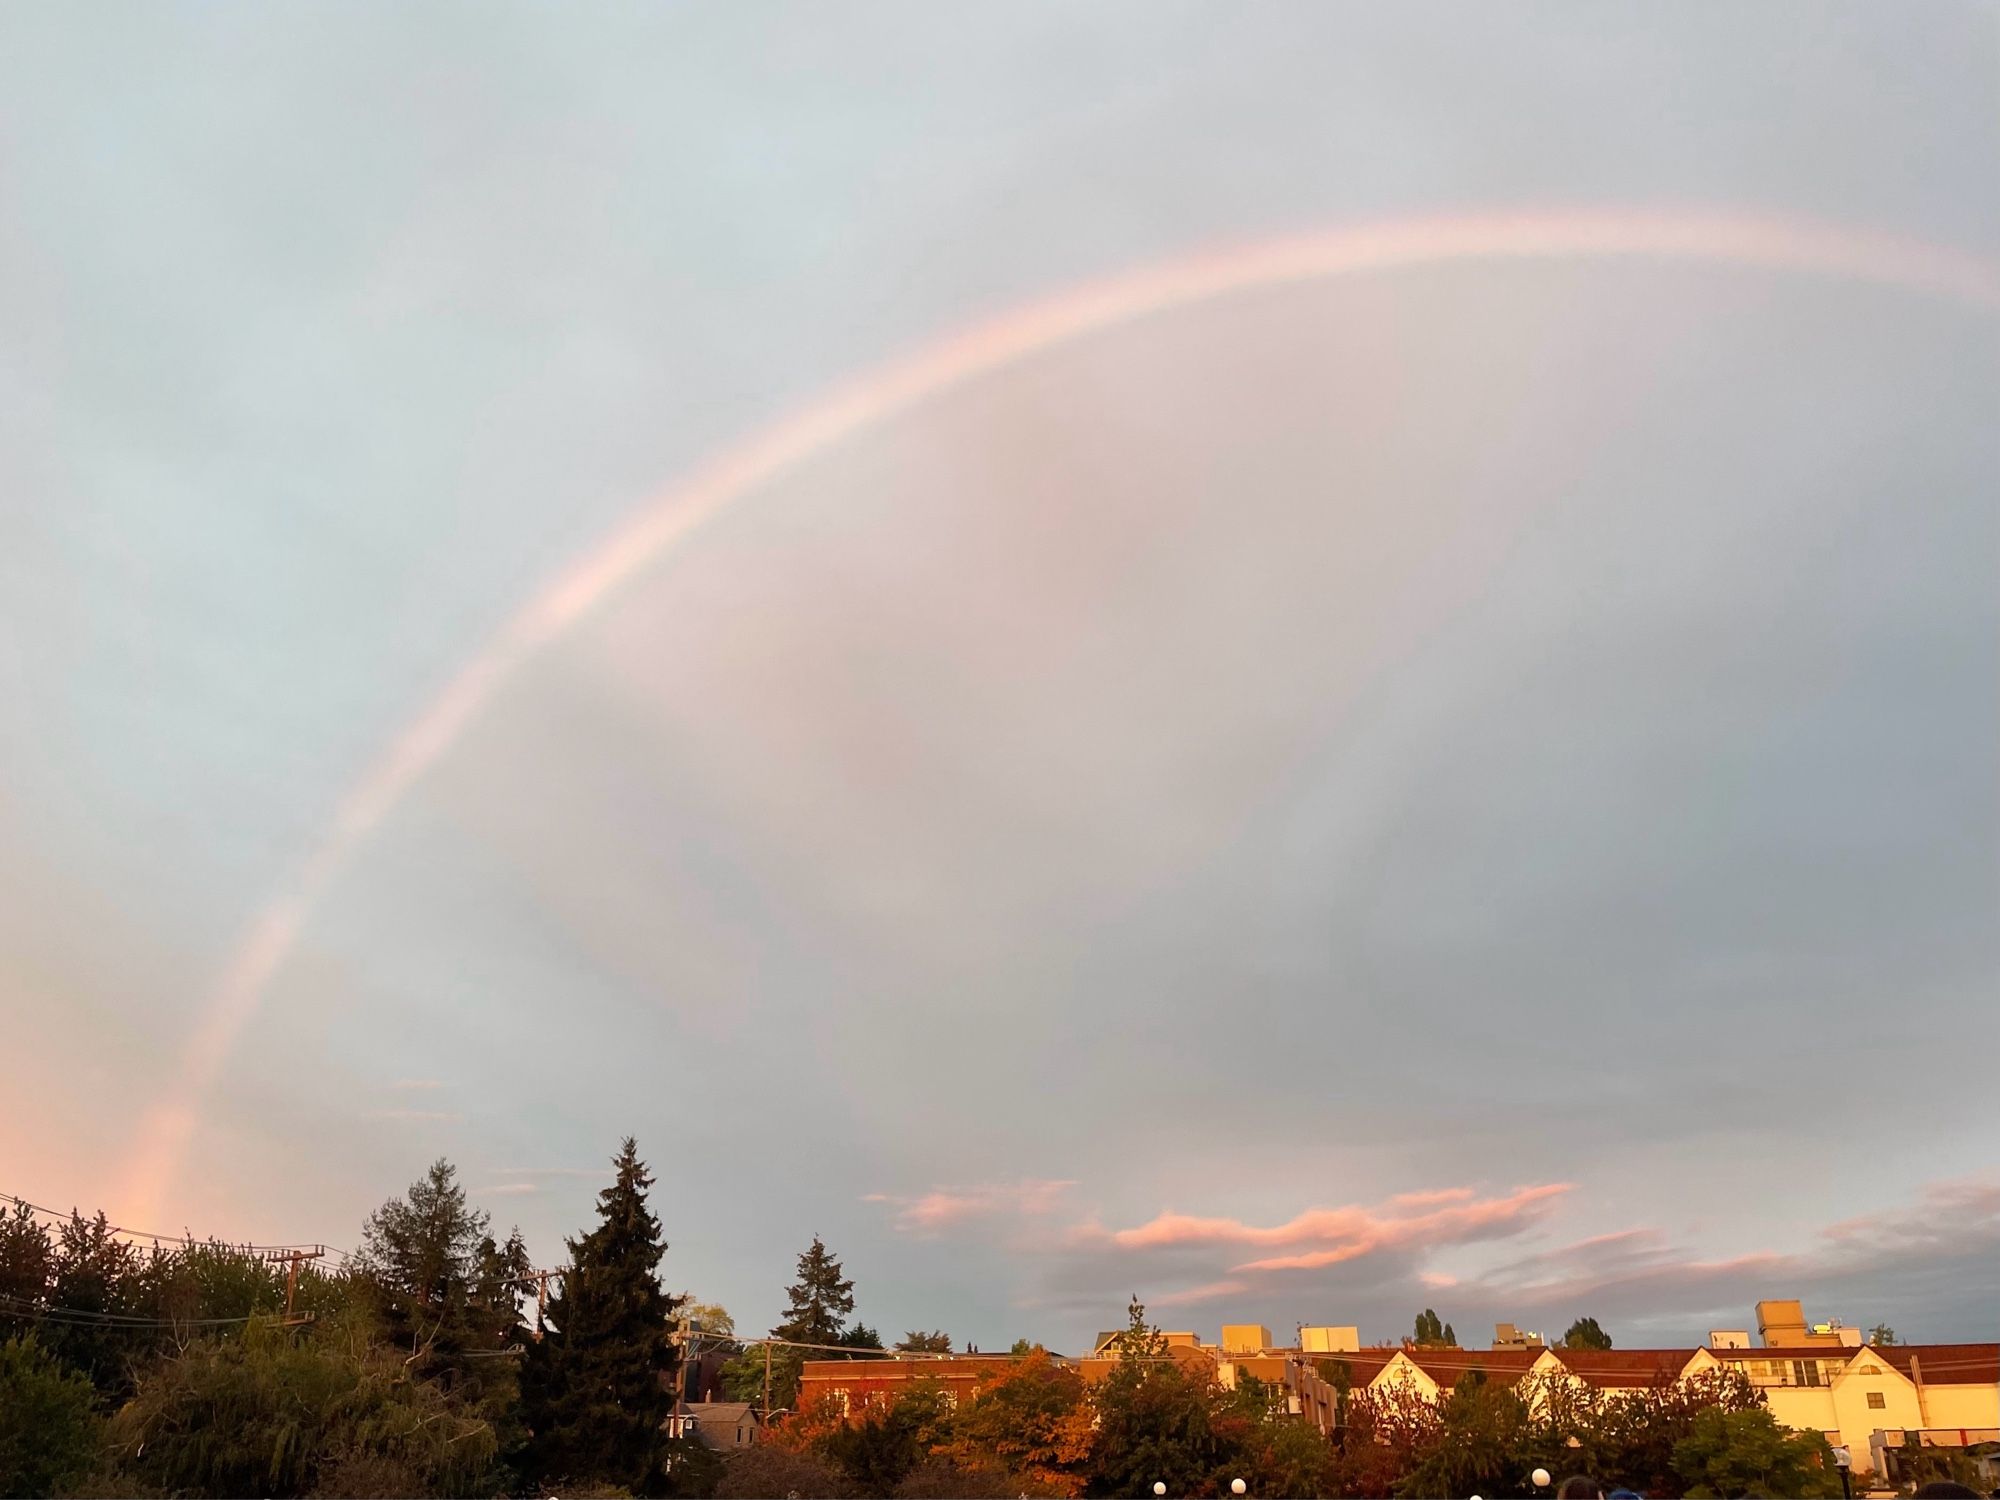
[1152,1485,1166,1497]
[1231,1481,1247,1495]
[1532,1468,1552,1490]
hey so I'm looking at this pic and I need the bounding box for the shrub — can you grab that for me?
[0,1336,102,1498]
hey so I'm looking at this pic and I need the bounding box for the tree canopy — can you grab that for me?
[522,1137,681,1495]
[774,1235,857,1348]
[1563,1316,1614,1350]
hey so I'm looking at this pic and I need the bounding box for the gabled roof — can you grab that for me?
[1704,1344,1856,1362]
[686,1401,758,1422]
[1302,1349,1401,1386]
[1870,1343,2000,1387]
[1399,1347,1544,1386]
[1546,1348,1696,1388]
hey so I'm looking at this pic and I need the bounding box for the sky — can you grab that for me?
[2,3,1997,1355]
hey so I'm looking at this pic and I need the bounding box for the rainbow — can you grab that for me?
[119,206,2000,1223]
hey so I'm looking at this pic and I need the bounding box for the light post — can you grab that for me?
[1231,1481,1247,1495]
[1152,1484,1166,1497]
[1532,1467,1551,1490]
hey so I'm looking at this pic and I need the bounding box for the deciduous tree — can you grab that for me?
[0,1335,100,1498]
[1562,1316,1613,1350]
[1671,1405,1841,1498]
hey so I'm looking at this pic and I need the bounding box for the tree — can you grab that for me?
[1112,1295,1168,1362]
[774,1235,857,1348]
[939,1349,1093,1496]
[1867,1322,1899,1346]
[898,1329,953,1353]
[712,1444,855,1499]
[523,1138,681,1496]
[1593,1366,1765,1497]
[1562,1316,1613,1350]
[1671,1405,1841,1498]
[844,1322,885,1352]
[1087,1355,1228,1497]
[45,1211,147,1392]
[355,1159,503,1393]
[1010,1338,1037,1356]
[108,1313,500,1499]
[0,1202,52,1312]
[1395,1372,1554,1500]
[1411,1308,1457,1348]
[817,1381,953,1494]
[0,1335,100,1498]
[681,1299,736,1340]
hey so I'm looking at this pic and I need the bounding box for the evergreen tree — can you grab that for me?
[1412,1308,1446,1346]
[773,1235,856,1348]
[355,1159,509,1395]
[897,1330,953,1353]
[523,1138,680,1495]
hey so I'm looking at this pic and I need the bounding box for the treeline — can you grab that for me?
[0,1146,1858,1499]
[0,1139,697,1498]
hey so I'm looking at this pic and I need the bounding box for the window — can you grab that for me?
[1794,1361,1822,1388]
[1867,1392,1886,1409]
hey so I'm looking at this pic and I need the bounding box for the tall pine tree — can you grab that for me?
[772,1235,854,1347]
[523,1139,681,1495]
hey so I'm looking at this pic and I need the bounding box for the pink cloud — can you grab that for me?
[1101,1183,1571,1266]
[1154,1279,1252,1307]
[868,1178,1078,1235]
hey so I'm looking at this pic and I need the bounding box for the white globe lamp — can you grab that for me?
[1232,1482,1247,1496]
[1533,1469,1552,1489]
[1152,1485,1166,1497]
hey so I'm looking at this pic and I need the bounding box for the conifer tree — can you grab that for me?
[523,1139,680,1495]
[772,1235,855,1348]
[356,1159,505,1393]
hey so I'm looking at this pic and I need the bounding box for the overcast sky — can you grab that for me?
[2,3,1996,1354]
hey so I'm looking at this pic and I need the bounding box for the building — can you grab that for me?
[796,1354,1035,1415]
[1299,1325,1360,1354]
[1299,1300,1997,1482]
[1493,1321,1547,1350]
[1755,1298,1861,1349]
[666,1400,762,1451]
[796,1304,1996,1482]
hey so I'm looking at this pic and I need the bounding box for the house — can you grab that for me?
[666,1400,762,1451]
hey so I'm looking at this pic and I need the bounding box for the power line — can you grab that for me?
[0,1293,255,1329]
[0,1191,328,1255]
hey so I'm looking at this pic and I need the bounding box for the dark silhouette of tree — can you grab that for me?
[774,1235,857,1347]
[898,1329,953,1353]
[522,1138,680,1495]
[1411,1308,1458,1347]
[1867,1322,1899,1346]
[356,1158,502,1393]
[1563,1316,1613,1350]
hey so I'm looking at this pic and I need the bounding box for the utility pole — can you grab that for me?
[764,1336,773,1418]
[268,1246,326,1326]
[530,1269,557,1341]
